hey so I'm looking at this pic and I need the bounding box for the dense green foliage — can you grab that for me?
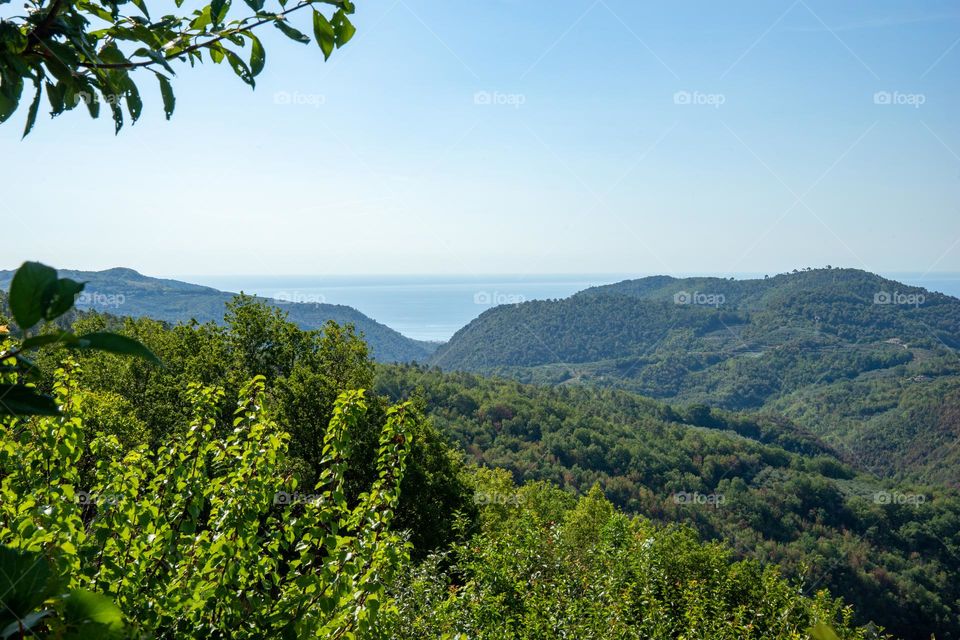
[0,0,357,135]
[376,364,960,639]
[21,296,473,557]
[430,268,960,484]
[379,474,872,640]
[0,267,437,362]
[1,363,417,637]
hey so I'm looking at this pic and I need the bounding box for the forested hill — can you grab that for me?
[433,268,959,372]
[429,268,960,484]
[0,267,437,362]
[431,267,960,382]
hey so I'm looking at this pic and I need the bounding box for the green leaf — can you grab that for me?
[208,43,225,64]
[45,81,65,117]
[70,332,161,364]
[331,10,356,47]
[62,590,125,638]
[808,624,842,640]
[124,79,143,124]
[9,261,57,330]
[134,48,176,76]
[224,49,254,87]
[21,77,41,138]
[43,278,85,321]
[210,0,230,25]
[130,0,150,18]
[313,11,335,60]
[248,33,265,76]
[20,332,75,351]
[156,73,175,120]
[0,75,23,124]
[0,384,60,416]
[0,546,56,629]
[274,20,310,44]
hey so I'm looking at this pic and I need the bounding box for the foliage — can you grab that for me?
[28,294,474,557]
[376,363,960,640]
[0,0,357,135]
[379,479,874,640]
[0,361,417,638]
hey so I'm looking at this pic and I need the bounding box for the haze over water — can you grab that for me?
[182,272,960,342]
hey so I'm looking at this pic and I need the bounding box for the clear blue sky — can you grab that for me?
[3,0,959,276]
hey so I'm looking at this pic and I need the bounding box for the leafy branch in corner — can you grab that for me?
[0,0,358,136]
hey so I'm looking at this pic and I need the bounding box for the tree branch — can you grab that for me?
[76,0,341,72]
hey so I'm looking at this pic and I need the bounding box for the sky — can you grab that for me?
[2,0,959,277]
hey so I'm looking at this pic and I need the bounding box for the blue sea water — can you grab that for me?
[181,272,960,342]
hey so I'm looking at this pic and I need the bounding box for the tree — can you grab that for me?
[0,0,357,136]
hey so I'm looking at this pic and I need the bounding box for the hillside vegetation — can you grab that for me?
[430,268,960,484]
[377,364,960,640]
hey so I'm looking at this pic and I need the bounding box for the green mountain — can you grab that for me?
[429,268,960,484]
[0,267,437,362]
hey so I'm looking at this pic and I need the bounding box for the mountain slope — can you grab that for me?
[377,364,960,640]
[0,267,437,363]
[430,268,960,483]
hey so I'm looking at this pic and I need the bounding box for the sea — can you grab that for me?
[181,272,960,343]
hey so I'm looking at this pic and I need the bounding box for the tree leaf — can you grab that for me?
[0,384,60,416]
[224,49,254,87]
[0,75,24,124]
[42,278,84,321]
[210,0,230,25]
[19,332,75,350]
[21,76,41,139]
[70,332,161,364]
[312,11,335,60]
[808,624,842,640]
[331,10,356,47]
[124,79,143,124]
[248,33,265,76]
[8,261,57,330]
[62,590,125,638]
[274,20,310,44]
[156,73,175,120]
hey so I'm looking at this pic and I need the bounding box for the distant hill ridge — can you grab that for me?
[433,268,959,369]
[0,267,437,363]
[429,267,960,484]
